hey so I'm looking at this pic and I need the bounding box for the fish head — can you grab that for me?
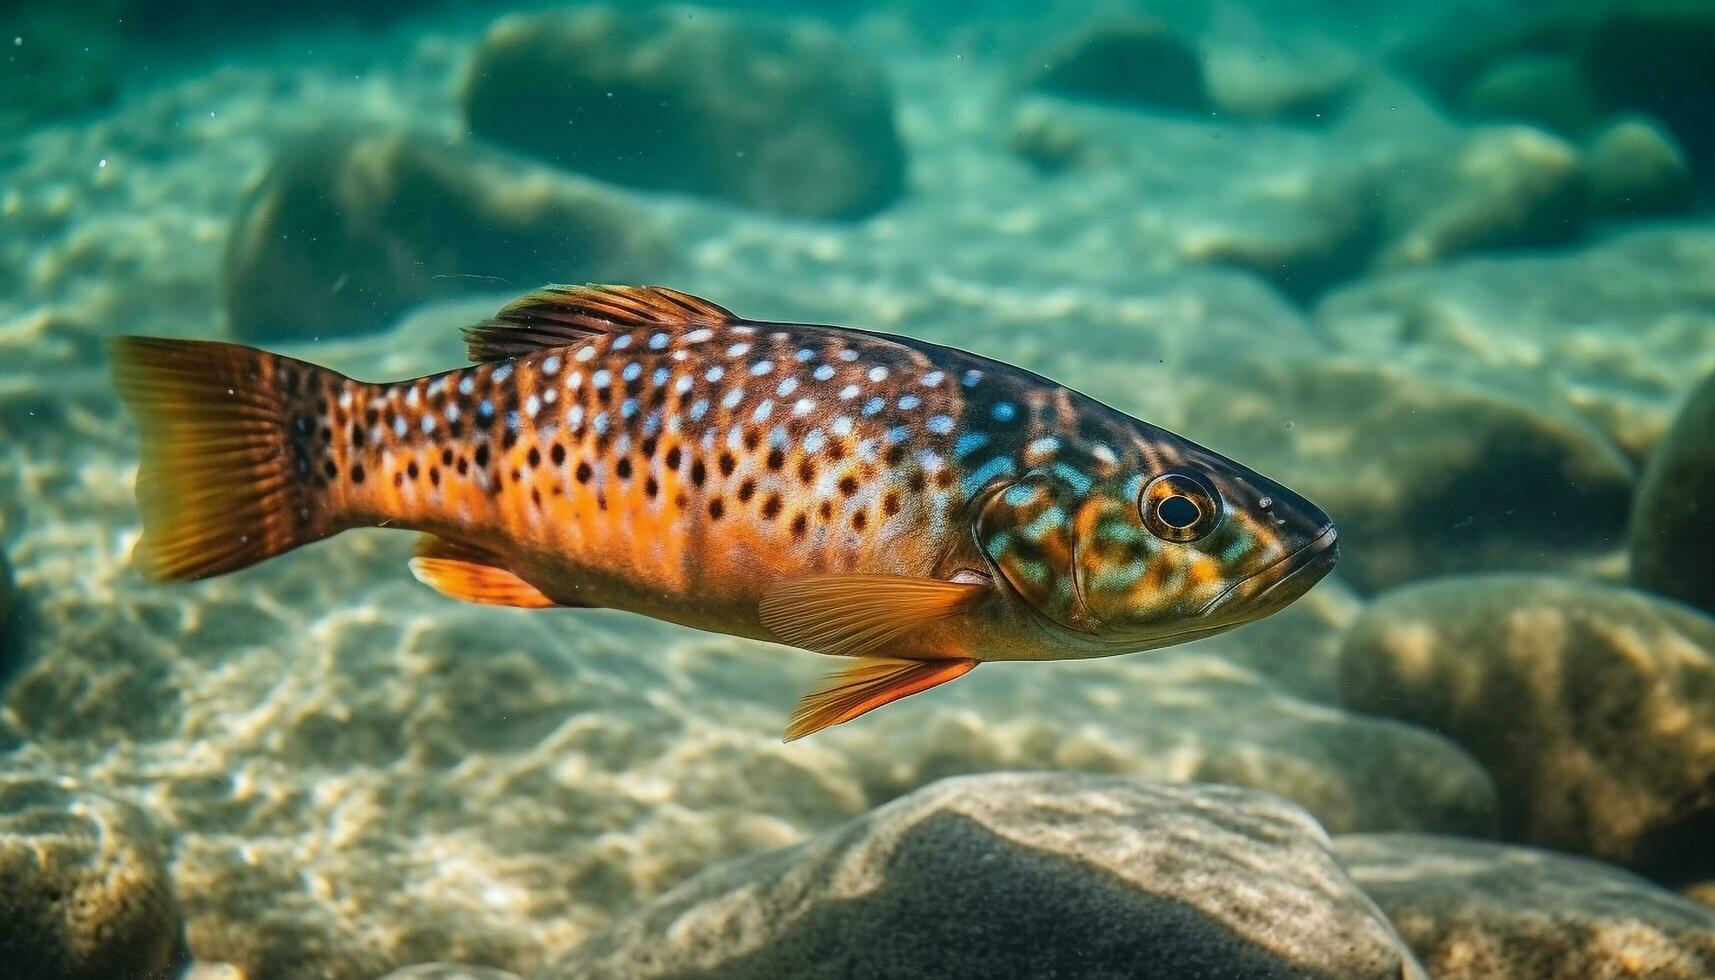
[977,433,1336,651]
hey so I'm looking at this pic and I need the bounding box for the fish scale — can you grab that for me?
[110,284,1338,739]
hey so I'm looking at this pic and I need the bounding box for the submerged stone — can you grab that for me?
[552,774,1425,979]
[1029,19,1209,113]
[1633,366,1715,615]
[223,131,668,343]
[0,776,181,980]
[462,7,905,220]
[1586,115,1696,218]
[1337,834,1715,980]
[1339,575,1715,877]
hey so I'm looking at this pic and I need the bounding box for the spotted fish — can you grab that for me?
[110,285,1337,739]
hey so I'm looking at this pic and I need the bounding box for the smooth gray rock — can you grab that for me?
[1633,365,1715,616]
[462,7,905,220]
[551,774,1425,980]
[1337,833,1715,980]
[0,776,181,980]
[223,131,668,343]
[1339,575,1715,875]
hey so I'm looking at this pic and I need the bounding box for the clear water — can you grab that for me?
[3,1,1714,977]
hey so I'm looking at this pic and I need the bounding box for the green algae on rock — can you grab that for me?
[1337,833,1715,980]
[553,774,1426,980]
[462,7,906,220]
[1633,366,1715,617]
[1338,575,1715,876]
[223,131,669,343]
[0,776,181,980]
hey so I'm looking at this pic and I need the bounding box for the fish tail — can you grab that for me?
[110,337,353,581]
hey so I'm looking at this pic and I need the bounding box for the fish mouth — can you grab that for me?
[1197,522,1339,619]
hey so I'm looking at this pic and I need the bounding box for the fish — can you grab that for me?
[110,284,1338,740]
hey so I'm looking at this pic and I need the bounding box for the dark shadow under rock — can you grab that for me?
[1028,18,1209,113]
[1337,833,1715,979]
[462,7,905,221]
[551,774,1424,980]
[223,131,670,343]
[1632,365,1715,617]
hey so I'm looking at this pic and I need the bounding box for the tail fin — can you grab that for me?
[109,338,348,581]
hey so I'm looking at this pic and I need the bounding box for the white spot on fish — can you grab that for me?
[750,360,774,376]
[339,389,353,409]
[753,400,773,421]
[652,367,670,387]
[814,364,836,381]
[795,348,815,362]
[685,328,713,343]
[1091,444,1119,467]
[777,376,798,396]
[567,405,585,429]
[955,432,988,456]
[804,429,826,453]
[393,416,408,438]
[728,342,751,357]
[445,403,462,423]
[623,362,642,382]
[863,397,885,416]
[898,394,921,411]
[525,394,540,418]
[1028,436,1060,456]
[769,426,790,450]
[613,335,633,350]
[991,402,1017,422]
[962,369,983,387]
[921,370,945,386]
[838,349,859,362]
[542,355,561,375]
[674,375,693,394]
[622,398,638,419]
[722,388,745,410]
[690,398,710,421]
[885,425,909,443]
[592,369,612,388]
[927,414,954,435]
[869,366,888,382]
[566,371,582,390]
[575,346,596,362]
[459,376,476,396]
[421,415,436,434]
[831,416,853,436]
[793,398,815,416]
[706,365,726,383]
[593,411,610,435]
[839,384,860,400]
[492,364,513,384]
[543,388,557,406]
[649,333,669,350]
[405,386,421,408]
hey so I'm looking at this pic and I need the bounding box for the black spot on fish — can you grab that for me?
[791,512,808,538]
[576,461,593,483]
[665,446,682,471]
[645,475,659,499]
[709,497,725,520]
[527,447,541,468]
[766,448,785,471]
[616,458,632,480]
[761,494,782,519]
[351,464,365,484]
[852,509,868,531]
[475,445,490,469]
[738,479,756,503]
[551,443,566,466]
[323,460,338,480]
[839,475,858,496]
[407,461,420,480]
[719,453,736,477]
[691,458,707,485]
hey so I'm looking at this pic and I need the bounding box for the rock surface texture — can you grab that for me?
[553,773,1425,980]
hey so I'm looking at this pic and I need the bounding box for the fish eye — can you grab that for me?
[1140,471,1222,542]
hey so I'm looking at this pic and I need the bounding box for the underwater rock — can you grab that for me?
[1338,575,1715,875]
[1633,366,1715,616]
[1586,115,1695,217]
[1203,42,1355,124]
[1379,125,1586,269]
[1583,0,1715,184]
[1459,54,1599,138]
[375,966,523,980]
[1316,225,1715,468]
[0,776,181,980]
[1028,18,1209,113]
[551,773,1425,980]
[1176,360,1632,592]
[462,7,905,220]
[1337,834,1715,980]
[223,131,667,343]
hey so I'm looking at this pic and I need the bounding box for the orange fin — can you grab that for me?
[408,536,561,609]
[759,573,990,657]
[463,284,737,362]
[109,337,345,581]
[786,657,978,741]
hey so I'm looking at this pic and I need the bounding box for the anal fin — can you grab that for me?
[408,535,561,609]
[786,657,978,741]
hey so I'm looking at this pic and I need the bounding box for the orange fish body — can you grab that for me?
[112,285,1337,738]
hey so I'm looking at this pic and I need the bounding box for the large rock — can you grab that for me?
[223,131,668,343]
[1585,115,1695,217]
[552,774,1426,979]
[462,7,905,220]
[1316,225,1715,467]
[1459,54,1600,137]
[1339,575,1715,877]
[1633,365,1715,616]
[1584,1,1715,183]
[1337,834,1715,980]
[1170,360,1633,592]
[1378,125,1586,270]
[0,776,181,980]
[1028,19,1209,113]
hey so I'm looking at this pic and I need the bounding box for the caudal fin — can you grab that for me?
[109,337,348,581]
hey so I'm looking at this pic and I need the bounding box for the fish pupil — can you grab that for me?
[1157,494,1200,529]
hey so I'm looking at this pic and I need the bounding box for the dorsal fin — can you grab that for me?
[463,284,738,362]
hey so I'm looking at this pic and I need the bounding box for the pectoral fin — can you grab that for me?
[408,536,561,609]
[786,657,978,741]
[759,574,989,657]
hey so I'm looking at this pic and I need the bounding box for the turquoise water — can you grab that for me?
[3,2,1715,978]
